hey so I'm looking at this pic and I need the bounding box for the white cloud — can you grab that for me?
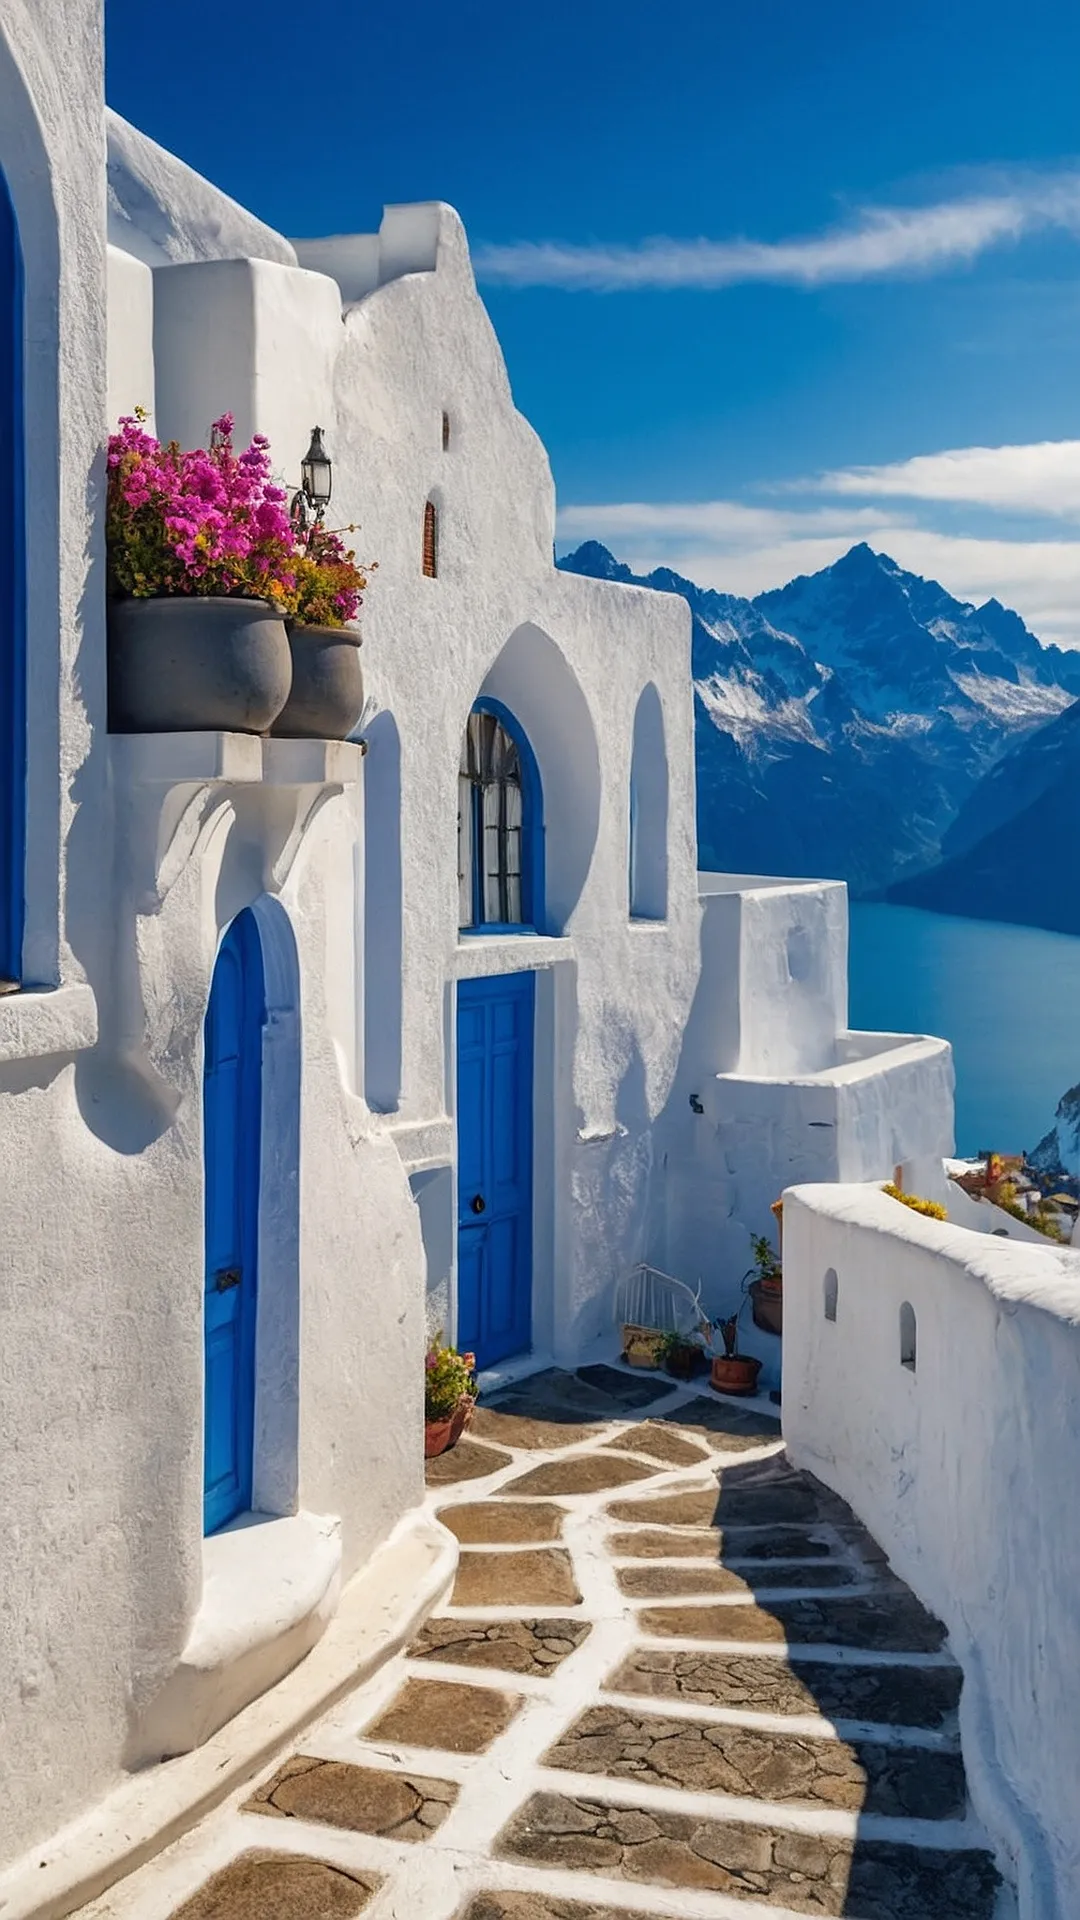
[808,440,1080,520]
[477,171,1080,291]
[556,501,1080,647]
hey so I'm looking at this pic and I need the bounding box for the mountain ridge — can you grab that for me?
[557,540,1080,911]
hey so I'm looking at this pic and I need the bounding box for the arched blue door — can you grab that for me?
[0,168,25,985]
[203,910,265,1534]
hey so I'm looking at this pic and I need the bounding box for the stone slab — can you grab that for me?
[639,1592,948,1652]
[496,1793,1000,1916]
[541,1704,966,1816]
[440,1502,565,1545]
[576,1365,674,1409]
[606,1490,725,1528]
[658,1396,782,1450]
[471,1405,603,1450]
[464,1896,651,1920]
[504,1455,660,1498]
[616,1562,855,1599]
[244,1756,456,1842]
[603,1425,711,1467]
[425,1439,513,1486]
[452,1547,582,1608]
[605,1647,964,1729]
[363,1677,521,1753]
[168,1850,379,1919]
[407,1616,591,1676]
[608,1526,837,1561]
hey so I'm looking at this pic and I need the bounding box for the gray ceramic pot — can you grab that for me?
[108,596,293,734]
[271,623,365,740]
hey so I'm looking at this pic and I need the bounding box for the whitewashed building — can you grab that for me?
[0,0,957,1899]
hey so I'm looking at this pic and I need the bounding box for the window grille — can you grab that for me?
[458,709,525,928]
[423,499,438,578]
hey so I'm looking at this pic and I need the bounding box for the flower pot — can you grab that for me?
[663,1345,704,1381]
[450,1394,476,1444]
[749,1276,783,1337]
[710,1353,763,1396]
[108,595,293,735]
[622,1323,667,1370]
[271,623,364,740]
[424,1415,454,1459]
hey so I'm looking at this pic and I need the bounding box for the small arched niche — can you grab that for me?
[629,682,668,921]
[0,164,25,985]
[423,498,438,577]
[823,1267,838,1322]
[899,1300,917,1373]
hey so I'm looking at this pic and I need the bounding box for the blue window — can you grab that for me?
[458,701,543,933]
[0,169,25,987]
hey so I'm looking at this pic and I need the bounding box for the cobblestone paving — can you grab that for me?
[86,1365,1005,1920]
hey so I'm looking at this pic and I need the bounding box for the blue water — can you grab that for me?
[848,903,1080,1157]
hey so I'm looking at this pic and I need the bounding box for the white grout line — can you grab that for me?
[630,1631,960,1667]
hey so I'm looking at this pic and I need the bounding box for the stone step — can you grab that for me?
[606,1524,843,1560]
[639,1590,947,1653]
[496,1791,1002,1918]
[616,1562,857,1599]
[540,1705,967,1819]
[605,1647,963,1729]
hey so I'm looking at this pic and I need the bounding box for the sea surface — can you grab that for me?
[847,903,1080,1159]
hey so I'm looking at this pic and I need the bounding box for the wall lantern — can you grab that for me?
[292,426,333,529]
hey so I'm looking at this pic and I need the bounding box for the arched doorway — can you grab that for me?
[203,909,266,1534]
[0,165,24,985]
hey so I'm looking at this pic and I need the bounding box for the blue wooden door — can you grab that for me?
[203,910,264,1534]
[0,169,25,984]
[456,972,534,1370]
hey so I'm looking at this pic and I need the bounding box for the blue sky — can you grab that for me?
[106,0,1080,639]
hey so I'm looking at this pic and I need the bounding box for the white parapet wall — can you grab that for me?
[782,1180,1080,1920]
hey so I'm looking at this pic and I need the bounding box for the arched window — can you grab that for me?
[0,168,25,988]
[458,703,542,932]
[441,410,451,451]
[823,1268,838,1322]
[629,683,668,920]
[900,1301,917,1373]
[423,499,438,578]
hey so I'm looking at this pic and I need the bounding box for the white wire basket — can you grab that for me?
[615,1263,708,1367]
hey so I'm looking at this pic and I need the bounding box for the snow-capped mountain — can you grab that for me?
[1030,1084,1080,1178]
[558,540,1080,896]
[888,692,1080,933]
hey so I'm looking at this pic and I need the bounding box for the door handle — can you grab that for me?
[214,1268,241,1292]
[470,1194,486,1215]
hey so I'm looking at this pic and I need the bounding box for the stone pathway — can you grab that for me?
[80,1364,1011,1920]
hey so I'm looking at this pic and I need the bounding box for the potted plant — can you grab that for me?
[621,1322,668,1370]
[657,1329,706,1381]
[709,1306,762,1397]
[746,1226,783,1338]
[271,522,376,740]
[424,1336,478,1459]
[106,411,295,733]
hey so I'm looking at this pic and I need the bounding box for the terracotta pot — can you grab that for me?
[749,1276,783,1337]
[108,595,292,734]
[424,1415,454,1459]
[272,622,364,739]
[450,1394,476,1444]
[663,1345,704,1381]
[622,1324,666,1370]
[710,1353,763,1397]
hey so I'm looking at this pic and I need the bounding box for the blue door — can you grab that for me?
[0,169,25,984]
[456,972,534,1370]
[203,910,265,1534]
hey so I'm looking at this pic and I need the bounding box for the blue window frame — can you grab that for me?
[0,169,25,986]
[458,699,543,934]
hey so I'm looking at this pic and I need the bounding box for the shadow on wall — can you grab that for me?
[478,622,601,931]
[363,710,402,1112]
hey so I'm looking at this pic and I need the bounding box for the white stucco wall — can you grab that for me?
[782,1183,1080,1920]
[0,59,960,1883]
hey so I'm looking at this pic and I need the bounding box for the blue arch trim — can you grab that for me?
[465,695,546,936]
[0,169,25,983]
